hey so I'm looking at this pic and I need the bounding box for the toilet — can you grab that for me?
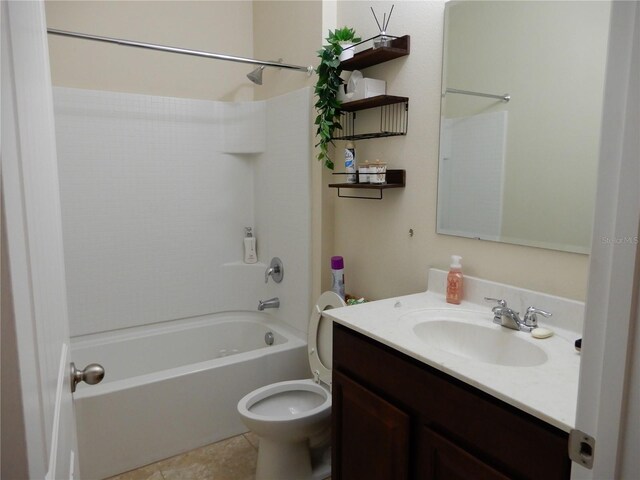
[237,291,345,480]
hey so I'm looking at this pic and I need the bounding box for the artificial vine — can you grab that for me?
[314,27,360,170]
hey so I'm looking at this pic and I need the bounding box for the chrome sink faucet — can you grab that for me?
[258,297,280,311]
[485,298,552,332]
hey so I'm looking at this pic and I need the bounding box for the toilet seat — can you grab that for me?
[238,379,331,423]
[307,291,346,390]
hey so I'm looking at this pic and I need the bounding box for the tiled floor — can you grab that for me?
[106,433,330,480]
[106,433,259,480]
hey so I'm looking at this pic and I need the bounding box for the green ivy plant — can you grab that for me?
[314,27,361,170]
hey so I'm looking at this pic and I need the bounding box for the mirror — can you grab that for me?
[437,1,611,254]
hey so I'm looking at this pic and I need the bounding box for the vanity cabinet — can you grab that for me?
[332,323,571,480]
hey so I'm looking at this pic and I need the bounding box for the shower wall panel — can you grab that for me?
[53,88,312,337]
[254,88,312,335]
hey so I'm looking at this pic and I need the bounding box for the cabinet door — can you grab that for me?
[332,370,411,480]
[418,427,510,480]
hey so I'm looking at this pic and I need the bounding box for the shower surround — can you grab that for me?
[54,86,312,337]
[53,86,313,477]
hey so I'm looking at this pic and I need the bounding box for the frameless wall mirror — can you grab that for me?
[437,1,611,254]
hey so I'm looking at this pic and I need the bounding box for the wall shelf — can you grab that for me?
[333,96,408,140]
[329,35,410,197]
[341,35,411,71]
[334,35,410,141]
[328,169,406,200]
[339,95,409,112]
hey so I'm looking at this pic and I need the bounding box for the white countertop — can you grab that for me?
[324,290,581,433]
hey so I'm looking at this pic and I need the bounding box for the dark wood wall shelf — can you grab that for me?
[339,95,409,112]
[329,35,410,196]
[341,35,410,71]
[333,96,408,141]
[328,169,406,200]
[333,36,410,141]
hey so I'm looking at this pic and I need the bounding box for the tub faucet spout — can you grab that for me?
[258,297,280,311]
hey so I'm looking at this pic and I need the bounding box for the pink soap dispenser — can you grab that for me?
[446,255,463,305]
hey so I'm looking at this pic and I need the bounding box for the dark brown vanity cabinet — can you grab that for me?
[332,324,571,480]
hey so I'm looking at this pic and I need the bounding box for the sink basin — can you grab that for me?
[401,311,548,367]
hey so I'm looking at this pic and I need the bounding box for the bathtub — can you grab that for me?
[71,312,309,479]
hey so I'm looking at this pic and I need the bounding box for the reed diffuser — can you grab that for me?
[371,4,395,48]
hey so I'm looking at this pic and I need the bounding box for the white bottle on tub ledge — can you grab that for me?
[244,227,257,264]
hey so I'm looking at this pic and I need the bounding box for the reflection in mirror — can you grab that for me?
[437,1,611,254]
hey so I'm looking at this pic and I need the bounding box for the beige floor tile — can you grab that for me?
[104,433,330,480]
[243,431,259,450]
[105,463,164,480]
[157,435,257,480]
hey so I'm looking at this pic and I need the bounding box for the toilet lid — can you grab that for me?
[308,291,346,388]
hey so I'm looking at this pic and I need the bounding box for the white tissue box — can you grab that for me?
[338,78,386,103]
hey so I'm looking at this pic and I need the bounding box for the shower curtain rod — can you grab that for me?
[47,28,314,75]
[445,88,511,102]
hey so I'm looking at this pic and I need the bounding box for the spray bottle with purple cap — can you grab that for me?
[331,256,345,300]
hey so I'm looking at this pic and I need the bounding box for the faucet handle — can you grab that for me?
[264,266,274,283]
[484,297,507,307]
[523,306,552,327]
[264,257,284,284]
[485,298,510,325]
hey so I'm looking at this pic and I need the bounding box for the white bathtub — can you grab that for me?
[71,312,309,479]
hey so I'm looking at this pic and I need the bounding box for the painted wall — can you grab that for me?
[45,1,256,101]
[443,1,609,252]
[45,0,593,305]
[252,1,319,101]
[333,0,590,301]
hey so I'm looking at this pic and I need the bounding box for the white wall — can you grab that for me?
[54,87,311,337]
[46,1,320,333]
[252,0,326,305]
[333,0,590,301]
[254,88,313,335]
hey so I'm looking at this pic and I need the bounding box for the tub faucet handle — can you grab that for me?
[265,257,284,284]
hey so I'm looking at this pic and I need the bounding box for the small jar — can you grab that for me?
[373,34,392,49]
[358,161,371,184]
[370,160,387,184]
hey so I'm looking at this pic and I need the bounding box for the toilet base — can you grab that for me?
[254,437,331,480]
[256,437,311,480]
[310,446,331,480]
